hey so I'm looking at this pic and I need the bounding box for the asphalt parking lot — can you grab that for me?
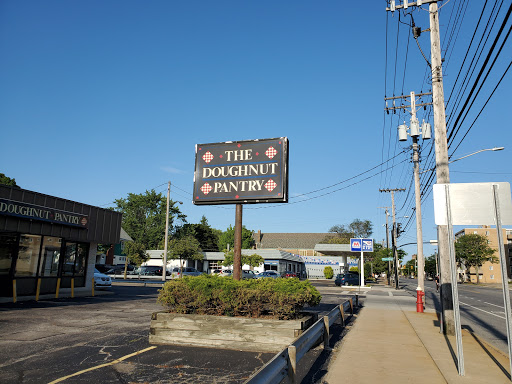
[0,281,357,383]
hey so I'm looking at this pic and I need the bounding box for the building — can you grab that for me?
[96,228,134,266]
[0,185,122,298]
[252,230,335,256]
[454,226,512,283]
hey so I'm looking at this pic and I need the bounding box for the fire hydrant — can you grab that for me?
[416,288,424,313]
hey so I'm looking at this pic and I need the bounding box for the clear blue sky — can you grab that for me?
[1,1,510,260]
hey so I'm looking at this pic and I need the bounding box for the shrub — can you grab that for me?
[157,274,322,320]
[323,266,334,279]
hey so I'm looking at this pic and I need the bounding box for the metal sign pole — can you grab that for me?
[360,250,364,287]
[445,185,465,376]
[492,184,512,381]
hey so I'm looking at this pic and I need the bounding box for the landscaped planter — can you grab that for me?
[149,312,317,352]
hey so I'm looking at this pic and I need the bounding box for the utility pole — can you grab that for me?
[233,204,243,281]
[162,181,171,282]
[386,90,431,310]
[379,189,405,289]
[378,206,391,284]
[386,0,454,334]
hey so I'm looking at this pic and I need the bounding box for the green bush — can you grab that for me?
[324,266,334,279]
[157,275,322,320]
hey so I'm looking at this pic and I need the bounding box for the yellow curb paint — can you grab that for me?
[48,346,157,383]
[12,280,16,303]
[36,278,42,301]
[71,278,74,298]
[55,278,61,299]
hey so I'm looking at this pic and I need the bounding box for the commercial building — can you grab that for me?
[455,226,512,283]
[0,185,122,298]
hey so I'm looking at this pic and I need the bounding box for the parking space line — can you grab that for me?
[48,346,157,383]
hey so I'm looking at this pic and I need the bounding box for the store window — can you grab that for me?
[39,237,62,276]
[62,243,77,276]
[16,234,42,277]
[0,233,17,275]
[75,243,88,276]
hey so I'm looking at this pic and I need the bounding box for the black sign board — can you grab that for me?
[193,137,289,205]
[0,198,89,228]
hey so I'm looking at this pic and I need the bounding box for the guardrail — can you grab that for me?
[244,295,358,384]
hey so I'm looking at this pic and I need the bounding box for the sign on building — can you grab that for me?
[193,138,289,205]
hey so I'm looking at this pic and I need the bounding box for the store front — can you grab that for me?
[0,185,122,298]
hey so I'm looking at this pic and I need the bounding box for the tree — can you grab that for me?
[425,255,437,278]
[167,236,203,276]
[218,225,254,251]
[173,215,220,252]
[124,241,149,266]
[0,173,19,188]
[222,250,264,268]
[114,190,186,250]
[455,234,497,284]
[321,219,373,244]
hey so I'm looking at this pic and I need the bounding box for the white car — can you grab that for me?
[94,268,112,288]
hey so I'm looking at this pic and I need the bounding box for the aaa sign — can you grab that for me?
[193,138,289,205]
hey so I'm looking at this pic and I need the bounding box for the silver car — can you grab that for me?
[94,268,112,288]
[256,271,280,279]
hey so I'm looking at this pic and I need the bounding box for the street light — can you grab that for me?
[421,147,505,173]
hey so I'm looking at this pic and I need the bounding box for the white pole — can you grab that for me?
[162,181,170,282]
[360,250,364,287]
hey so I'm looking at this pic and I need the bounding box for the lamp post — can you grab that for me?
[162,182,183,282]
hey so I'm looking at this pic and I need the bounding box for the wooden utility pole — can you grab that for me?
[430,1,453,335]
[380,189,405,289]
[378,206,391,284]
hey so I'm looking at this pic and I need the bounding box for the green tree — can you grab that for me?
[114,190,186,250]
[0,173,19,188]
[218,225,254,251]
[173,215,220,252]
[324,266,334,279]
[124,241,149,266]
[167,236,203,276]
[321,219,373,244]
[222,250,264,268]
[425,255,437,278]
[455,234,497,284]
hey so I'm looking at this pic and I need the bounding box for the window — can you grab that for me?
[75,243,88,276]
[0,233,17,275]
[62,243,77,276]
[486,231,490,236]
[489,265,494,271]
[39,237,62,276]
[490,275,495,280]
[16,234,42,277]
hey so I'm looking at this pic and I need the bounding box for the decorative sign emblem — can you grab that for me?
[193,138,289,205]
[350,239,361,252]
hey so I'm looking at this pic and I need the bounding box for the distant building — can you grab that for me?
[454,226,512,283]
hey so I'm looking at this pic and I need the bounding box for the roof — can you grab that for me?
[204,249,303,263]
[253,232,335,250]
[314,243,354,256]
[120,227,133,241]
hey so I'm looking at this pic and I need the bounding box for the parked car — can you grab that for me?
[137,266,162,276]
[242,270,257,279]
[105,265,135,275]
[173,267,202,277]
[94,268,112,288]
[281,271,298,278]
[220,269,233,277]
[256,271,280,279]
[211,269,222,275]
[334,273,360,286]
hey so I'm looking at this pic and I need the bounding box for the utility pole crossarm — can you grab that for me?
[386,0,438,12]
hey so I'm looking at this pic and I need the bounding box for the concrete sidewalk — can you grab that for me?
[324,284,510,383]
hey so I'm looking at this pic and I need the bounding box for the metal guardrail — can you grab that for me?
[245,295,358,384]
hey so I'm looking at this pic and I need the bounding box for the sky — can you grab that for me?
[1,1,511,261]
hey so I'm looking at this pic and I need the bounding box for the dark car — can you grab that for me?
[334,273,360,286]
[281,271,298,278]
[256,271,280,279]
[137,266,162,276]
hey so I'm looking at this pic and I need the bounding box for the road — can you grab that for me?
[399,277,511,354]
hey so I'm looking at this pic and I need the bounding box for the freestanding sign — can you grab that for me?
[193,138,289,205]
[350,238,374,287]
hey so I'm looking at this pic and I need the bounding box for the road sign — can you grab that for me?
[362,238,374,252]
[350,238,361,252]
[382,257,394,261]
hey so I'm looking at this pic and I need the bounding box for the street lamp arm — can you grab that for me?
[421,146,504,173]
